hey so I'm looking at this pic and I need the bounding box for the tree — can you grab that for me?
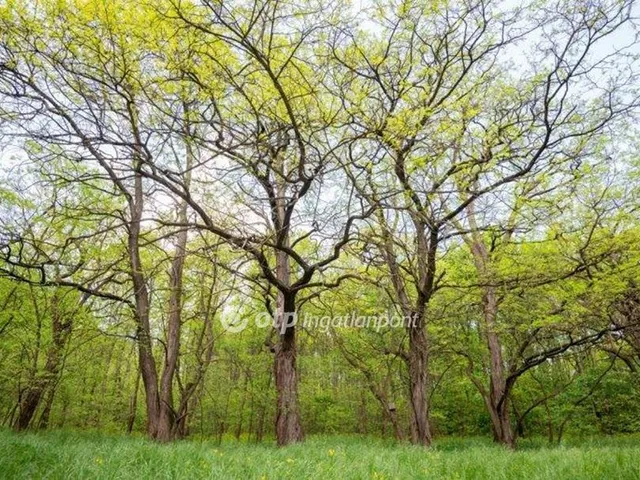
[336,0,637,445]
[0,0,230,439]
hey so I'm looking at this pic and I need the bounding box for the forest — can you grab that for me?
[1,0,640,477]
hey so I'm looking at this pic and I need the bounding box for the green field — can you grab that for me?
[1,430,640,480]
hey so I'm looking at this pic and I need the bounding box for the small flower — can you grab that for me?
[94,457,104,465]
[328,449,335,457]
[286,458,294,464]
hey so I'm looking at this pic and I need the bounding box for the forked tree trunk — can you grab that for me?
[469,233,515,449]
[484,392,515,448]
[156,124,193,442]
[156,223,188,442]
[377,207,434,447]
[132,266,160,439]
[484,330,516,448]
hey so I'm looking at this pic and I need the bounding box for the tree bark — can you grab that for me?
[37,382,56,429]
[376,207,434,446]
[156,223,188,442]
[157,117,195,441]
[274,292,304,445]
[469,232,515,448]
[407,315,432,445]
[272,173,304,446]
[484,393,515,448]
[127,368,141,434]
[128,163,160,439]
[13,387,44,431]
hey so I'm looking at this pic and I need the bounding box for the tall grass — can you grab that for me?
[1,429,639,479]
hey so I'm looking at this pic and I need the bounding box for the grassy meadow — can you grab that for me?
[1,430,640,479]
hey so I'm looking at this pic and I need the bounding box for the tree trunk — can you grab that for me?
[156,226,188,442]
[127,368,141,434]
[407,317,432,446]
[272,171,304,447]
[130,255,160,438]
[484,394,515,448]
[485,328,515,448]
[13,387,43,431]
[274,292,304,446]
[13,293,70,431]
[377,207,434,446]
[470,235,515,449]
[157,122,194,442]
[37,384,56,429]
[128,164,160,439]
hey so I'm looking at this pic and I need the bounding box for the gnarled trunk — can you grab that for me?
[132,269,160,439]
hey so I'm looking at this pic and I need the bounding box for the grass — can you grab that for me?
[1,429,640,479]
